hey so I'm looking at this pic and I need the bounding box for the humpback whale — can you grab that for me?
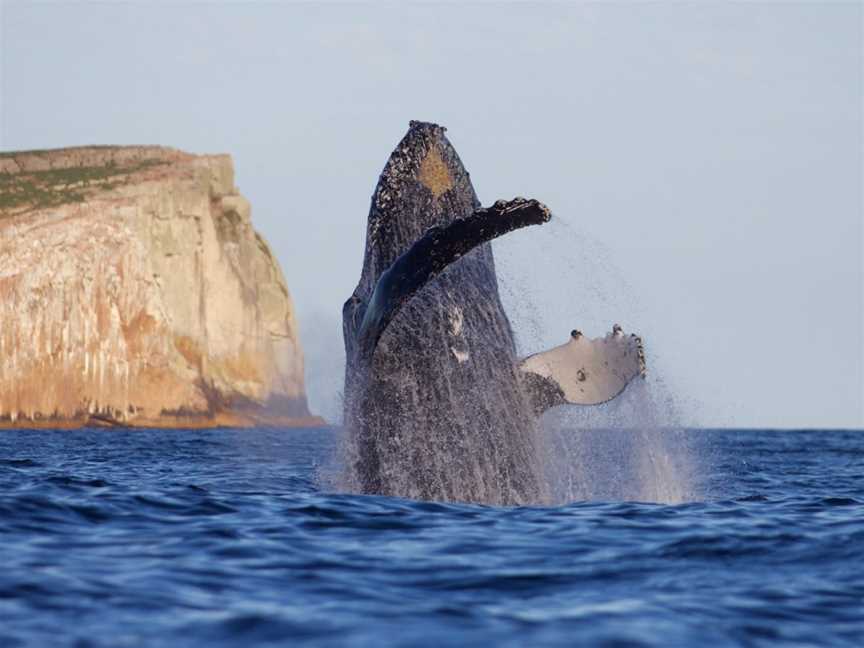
[342,121,645,506]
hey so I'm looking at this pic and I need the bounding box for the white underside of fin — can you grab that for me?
[520,327,645,406]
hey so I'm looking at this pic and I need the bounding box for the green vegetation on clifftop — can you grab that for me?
[0,159,166,215]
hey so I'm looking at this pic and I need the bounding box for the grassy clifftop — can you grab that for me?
[0,160,168,214]
[0,146,195,217]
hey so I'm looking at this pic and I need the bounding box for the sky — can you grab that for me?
[1,1,861,428]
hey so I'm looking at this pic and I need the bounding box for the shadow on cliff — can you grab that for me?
[196,379,314,424]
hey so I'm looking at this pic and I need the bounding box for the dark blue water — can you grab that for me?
[1,428,861,647]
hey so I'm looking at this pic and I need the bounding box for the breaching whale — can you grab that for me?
[342,121,645,506]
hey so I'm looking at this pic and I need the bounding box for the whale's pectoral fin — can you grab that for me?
[358,197,551,360]
[519,326,646,414]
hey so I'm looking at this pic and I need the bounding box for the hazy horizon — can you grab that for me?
[1,2,861,428]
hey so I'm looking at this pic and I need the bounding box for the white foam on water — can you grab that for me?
[538,379,701,504]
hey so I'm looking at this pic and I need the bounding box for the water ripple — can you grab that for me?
[0,428,861,646]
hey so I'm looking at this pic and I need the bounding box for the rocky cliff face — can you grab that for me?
[0,146,313,426]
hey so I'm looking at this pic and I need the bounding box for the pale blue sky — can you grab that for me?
[1,1,861,427]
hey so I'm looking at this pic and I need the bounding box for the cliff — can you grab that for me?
[0,146,319,427]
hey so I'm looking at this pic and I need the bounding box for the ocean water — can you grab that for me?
[0,427,861,647]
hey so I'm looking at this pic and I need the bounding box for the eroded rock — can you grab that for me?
[0,146,314,427]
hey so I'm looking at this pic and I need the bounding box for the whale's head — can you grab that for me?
[357,121,481,297]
